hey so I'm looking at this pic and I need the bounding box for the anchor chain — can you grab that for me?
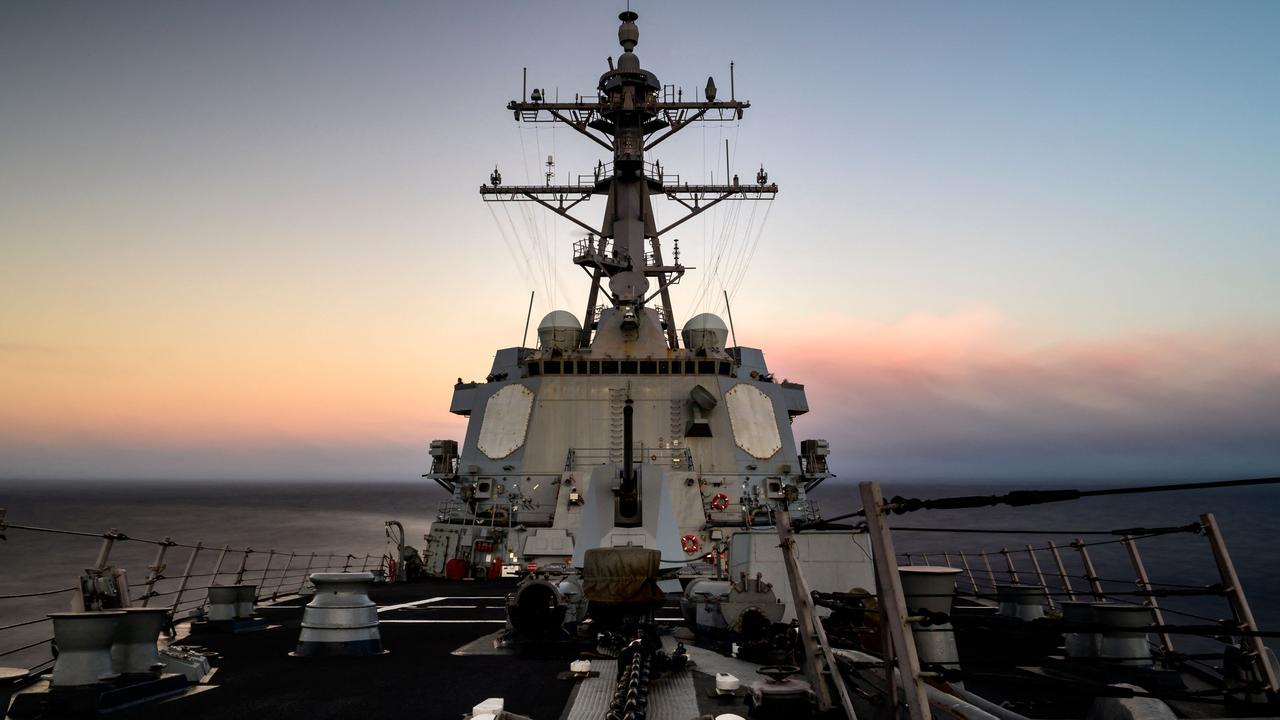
[601,629,690,720]
[607,638,651,720]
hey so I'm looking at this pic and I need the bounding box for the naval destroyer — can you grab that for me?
[3,10,1279,720]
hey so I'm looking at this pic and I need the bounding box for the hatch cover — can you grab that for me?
[724,383,782,459]
[477,384,535,459]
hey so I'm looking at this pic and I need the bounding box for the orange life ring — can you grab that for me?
[681,533,701,554]
[385,557,397,581]
[709,493,730,511]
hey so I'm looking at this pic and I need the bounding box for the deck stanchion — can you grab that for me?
[981,554,998,592]
[860,482,931,720]
[170,543,204,620]
[1001,547,1019,584]
[93,529,120,570]
[272,553,295,598]
[1121,535,1172,655]
[1025,544,1055,610]
[921,551,931,565]
[1072,539,1106,600]
[260,550,276,598]
[299,553,317,593]
[234,548,253,585]
[774,509,859,719]
[203,544,231,610]
[1202,513,1277,692]
[959,552,978,593]
[1047,541,1077,602]
[942,551,952,568]
[141,537,173,607]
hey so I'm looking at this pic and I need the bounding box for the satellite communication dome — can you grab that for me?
[537,310,582,352]
[682,313,729,351]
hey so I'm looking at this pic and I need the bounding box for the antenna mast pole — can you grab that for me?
[724,290,739,349]
[521,291,535,348]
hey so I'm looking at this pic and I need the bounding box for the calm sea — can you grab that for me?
[2,478,1277,668]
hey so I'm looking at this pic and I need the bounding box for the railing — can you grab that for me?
[592,304,667,325]
[566,446,692,471]
[867,490,1280,708]
[575,160,678,188]
[847,479,1280,720]
[0,517,383,676]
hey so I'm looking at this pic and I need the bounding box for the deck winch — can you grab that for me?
[505,573,586,638]
[679,574,784,642]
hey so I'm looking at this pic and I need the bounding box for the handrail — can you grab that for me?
[1,521,371,556]
[0,518,384,675]
[0,586,77,601]
[890,512,1272,690]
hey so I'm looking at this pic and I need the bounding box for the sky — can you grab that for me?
[1,1,1277,482]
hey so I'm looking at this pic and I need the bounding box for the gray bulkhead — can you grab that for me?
[438,342,818,569]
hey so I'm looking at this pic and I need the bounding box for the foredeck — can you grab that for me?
[66,579,746,720]
[87,579,567,719]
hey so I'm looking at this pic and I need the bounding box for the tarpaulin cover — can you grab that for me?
[582,547,665,607]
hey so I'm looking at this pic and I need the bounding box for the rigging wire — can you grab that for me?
[484,203,525,280]
[719,197,761,310]
[727,199,774,305]
[497,202,539,298]
[692,183,744,314]
[818,475,1280,522]
[516,121,553,310]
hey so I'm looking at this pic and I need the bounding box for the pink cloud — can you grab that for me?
[766,307,1280,479]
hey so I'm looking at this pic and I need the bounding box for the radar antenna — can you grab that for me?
[479,11,777,348]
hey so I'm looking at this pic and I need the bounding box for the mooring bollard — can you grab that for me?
[112,608,170,677]
[996,583,1046,621]
[49,611,125,687]
[1059,600,1098,658]
[899,566,963,675]
[293,572,383,657]
[234,584,258,619]
[1,667,29,715]
[206,586,239,622]
[1092,603,1154,667]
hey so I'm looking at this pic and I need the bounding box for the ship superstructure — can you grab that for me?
[424,11,833,578]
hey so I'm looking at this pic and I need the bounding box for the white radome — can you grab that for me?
[682,312,729,350]
[537,310,582,352]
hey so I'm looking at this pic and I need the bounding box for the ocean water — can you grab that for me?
[2,478,1277,670]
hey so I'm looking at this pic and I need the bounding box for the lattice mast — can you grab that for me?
[480,11,777,349]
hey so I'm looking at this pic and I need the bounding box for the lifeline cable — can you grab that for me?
[814,475,1280,523]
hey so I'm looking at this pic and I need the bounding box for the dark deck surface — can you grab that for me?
[117,579,578,720]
